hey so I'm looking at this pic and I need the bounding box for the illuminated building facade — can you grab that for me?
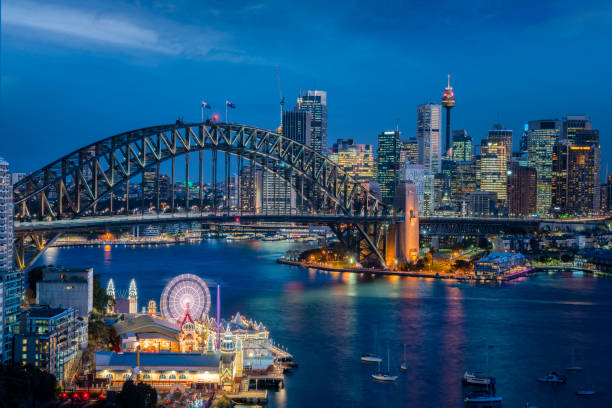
[452,130,472,162]
[329,139,375,183]
[297,90,327,155]
[551,141,569,213]
[239,164,262,214]
[282,109,311,146]
[480,139,507,203]
[488,124,513,163]
[507,163,537,216]
[377,131,401,205]
[417,103,442,174]
[527,120,561,216]
[451,161,478,211]
[262,171,295,215]
[1,157,21,363]
[469,191,497,216]
[401,138,418,165]
[563,115,591,144]
[566,146,601,215]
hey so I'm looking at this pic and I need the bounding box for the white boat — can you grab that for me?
[371,348,398,382]
[463,345,495,386]
[361,354,382,363]
[566,349,583,371]
[463,371,494,386]
[576,388,596,396]
[464,392,502,404]
[400,343,407,371]
[536,372,566,384]
[361,326,381,363]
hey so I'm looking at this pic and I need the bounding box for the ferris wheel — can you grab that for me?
[160,274,211,321]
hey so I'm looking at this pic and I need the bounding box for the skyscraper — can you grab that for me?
[488,124,513,163]
[377,131,401,205]
[527,120,561,216]
[329,139,375,183]
[480,140,507,203]
[551,141,569,213]
[297,90,327,155]
[416,103,442,174]
[1,158,21,363]
[566,145,601,215]
[401,138,418,165]
[563,115,592,144]
[507,162,537,216]
[441,75,455,158]
[452,130,472,162]
[282,109,312,146]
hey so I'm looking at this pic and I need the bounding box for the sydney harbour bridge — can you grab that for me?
[12,121,606,271]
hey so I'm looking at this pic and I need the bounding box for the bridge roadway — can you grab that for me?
[14,212,608,234]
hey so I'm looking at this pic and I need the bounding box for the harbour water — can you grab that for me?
[36,240,612,407]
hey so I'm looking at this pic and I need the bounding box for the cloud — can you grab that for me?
[0,0,249,61]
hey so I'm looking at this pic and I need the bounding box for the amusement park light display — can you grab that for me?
[160,274,211,321]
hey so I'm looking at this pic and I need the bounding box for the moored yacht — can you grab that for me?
[464,391,502,404]
[462,371,495,386]
[536,372,566,384]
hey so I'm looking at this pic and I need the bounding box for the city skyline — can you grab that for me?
[1,0,611,176]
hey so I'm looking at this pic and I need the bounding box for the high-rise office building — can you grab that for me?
[377,131,401,205]
[1,158,21,363]
[282,109,312,146]
[452,130,472,162]
[261,171,295,215]
[488,124,513,162]
[480,140,507,203]
[507,162,537,216]
[566,145,601,215]
[607,174,612,214]
[527,120,561,216]
[401,138,418,165]
[450,161,478,211]
[239,164,262,213]
[329,139,375,183]
[563,115,592,144]
[551,141,569,213]
[417,103,442,174]
[402,164,425,214]
[297,90,327,155]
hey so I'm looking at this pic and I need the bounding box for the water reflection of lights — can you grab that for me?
[103,245,112,266]
[274,386,287,408]
[42,247,58,264]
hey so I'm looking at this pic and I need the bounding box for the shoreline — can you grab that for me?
[276,258,526,282]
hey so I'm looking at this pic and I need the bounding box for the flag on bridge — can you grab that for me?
[201,101,211,109]
[225,100,236,109]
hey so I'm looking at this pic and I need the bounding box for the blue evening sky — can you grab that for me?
[1,0,611,177]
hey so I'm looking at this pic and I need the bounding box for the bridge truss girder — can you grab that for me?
[329,222,388,268]
[13,121,388,270]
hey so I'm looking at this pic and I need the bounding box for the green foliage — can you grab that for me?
[93,274,112,313]
[116,380,158,408]
[452,259,473,270]
[0,363,57,406]
[215,395,231,408]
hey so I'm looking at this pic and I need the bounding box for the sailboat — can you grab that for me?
[566,348,583,371]
[463,345,495,386]
[372,348,398,382]
[400,343,407,371]
[361,327,382,363]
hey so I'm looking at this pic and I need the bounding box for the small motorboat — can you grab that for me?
[464,392,502,404]
[566,349,583,371]
[400,343,407,371]
[463,371,495,386]
[536,372,566,384]
[361,353,382,363]
[576,388,596,396]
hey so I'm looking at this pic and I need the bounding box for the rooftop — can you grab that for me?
[27,304,74,318]
[95,351,220,369]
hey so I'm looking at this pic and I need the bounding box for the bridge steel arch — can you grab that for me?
[13,121,390,270]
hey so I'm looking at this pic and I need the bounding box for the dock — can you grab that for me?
[226,390,268,404]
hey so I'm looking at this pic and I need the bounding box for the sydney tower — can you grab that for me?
[441,74,455,158]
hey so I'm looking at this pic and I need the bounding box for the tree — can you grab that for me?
[215,395,231,408]
[0,363,57,407]
[93,274,112,313]
[116,380,157,408]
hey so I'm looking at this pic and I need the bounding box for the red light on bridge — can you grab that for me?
[83,392,90,399]
[212,114,219,121]
[61,392,68,399]
[99,393,106,399]
[235,217,240,222]
[73,393,79,399]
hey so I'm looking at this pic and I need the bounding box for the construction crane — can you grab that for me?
[276,65,284,133]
